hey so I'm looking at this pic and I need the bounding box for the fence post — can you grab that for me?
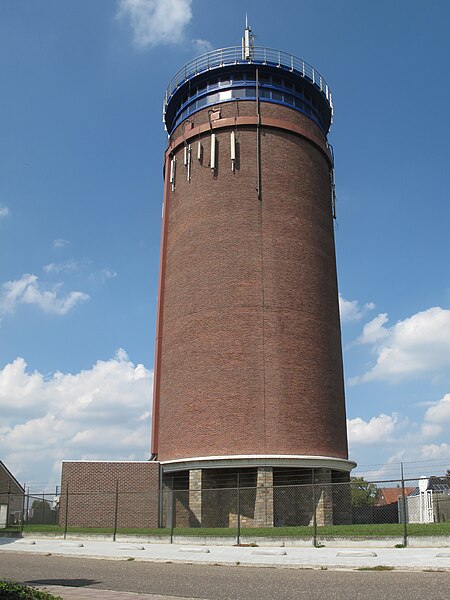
[236,473,241,546]
[312,470,318,547]
[113,479,119,542]
[25,487,30,526]
[20,484,26,535]
[41,491,45,524]
[63,483,69,540]
[401,462,408,546]
[158,464,163,528]
[170,488,174,544]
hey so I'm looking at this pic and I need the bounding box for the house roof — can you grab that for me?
[377,487,415,505]
[0,461,24,492]
[409,478,450,496]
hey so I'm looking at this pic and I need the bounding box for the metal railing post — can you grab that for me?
[63,483,69,540]
[113,479,119,541]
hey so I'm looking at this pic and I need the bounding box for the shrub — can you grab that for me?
[0,581,62,600]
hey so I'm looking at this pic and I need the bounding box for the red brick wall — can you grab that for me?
[59,461,160,529]
[155,100,348,462]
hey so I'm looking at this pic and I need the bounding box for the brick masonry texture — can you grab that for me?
[156,100,348,463]
[0,466,23,523]
[59,462,160,529]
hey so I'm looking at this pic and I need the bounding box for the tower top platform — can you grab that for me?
[163,45,334,136]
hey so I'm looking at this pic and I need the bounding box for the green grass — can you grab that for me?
[4,521,450,538]
[313,522,450,538]
[3,524,169,536]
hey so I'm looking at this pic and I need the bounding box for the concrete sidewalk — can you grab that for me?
[1,536,449,570]
[1,536,449,600]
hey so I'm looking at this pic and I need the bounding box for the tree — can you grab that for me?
[30,498,56,525]
[31,499,51,512]
[350,477,378,506]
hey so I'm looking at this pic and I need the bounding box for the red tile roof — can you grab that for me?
[376,487,415,505]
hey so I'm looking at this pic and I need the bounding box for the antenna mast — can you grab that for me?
[241,15,254,60]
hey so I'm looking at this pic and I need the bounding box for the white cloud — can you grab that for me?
[0,205,9,218]
[0,274,89,316]
[0,350,153,484]
[352,450,408,480]
[356,313,389,345]
[421,422,443,439]
[350,307,450,384]
[424,393,450,424]
[88,268,118,283]
[117,0,192,48]
[421,443,450,460]
[347,413,400,445]
[52,238,71,248]
[192,38,213,53]
[421,393,450,438]
[43,259,90,274]
[44,262,117,284]
[348,389,450,478]
[339,294,375,323]
[348,388,450,477]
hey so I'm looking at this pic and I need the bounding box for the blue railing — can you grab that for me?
[163,46,333,120]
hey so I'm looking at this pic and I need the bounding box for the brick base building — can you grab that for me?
[59,461,160,529]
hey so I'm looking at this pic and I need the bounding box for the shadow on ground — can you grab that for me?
[0,536,21,545]
[25,579,100,587]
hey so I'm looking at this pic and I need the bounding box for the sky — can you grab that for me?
[1,0,449,490]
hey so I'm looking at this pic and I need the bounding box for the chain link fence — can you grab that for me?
[1,475,449,544]
[160,475,449,545]
[0,489,58,531]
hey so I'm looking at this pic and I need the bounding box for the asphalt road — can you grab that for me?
[0,552,449,600]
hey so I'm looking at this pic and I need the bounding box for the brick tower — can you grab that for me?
[151,22,355,527]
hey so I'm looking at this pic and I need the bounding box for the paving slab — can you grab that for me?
[37,586,198,600]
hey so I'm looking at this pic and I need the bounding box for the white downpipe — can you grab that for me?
[230,131,236,172]
[170,157,176,191]
[187,145,191,181]
[210,133,216,172]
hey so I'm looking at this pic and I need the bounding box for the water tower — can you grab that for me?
[151,22,355,526]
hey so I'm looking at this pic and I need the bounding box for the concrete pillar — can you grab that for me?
[314,468,333,526]
[162,479,173,528]
[189,469,202,527]
[254,467,274,527]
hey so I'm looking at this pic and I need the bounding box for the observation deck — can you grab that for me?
[163,46,333,136]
